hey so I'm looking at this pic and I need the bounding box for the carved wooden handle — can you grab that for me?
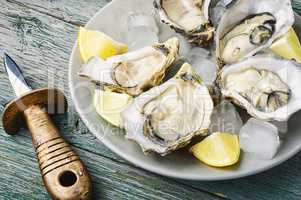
[23,105,92,200]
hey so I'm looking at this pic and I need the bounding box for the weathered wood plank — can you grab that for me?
[6,0,301,25]
[0,0,121,160]
[6,0,111,26]
[0,0,301,199]
[0,1,223,199]
[0,134,224,200]
[182,153,301,200]
[293,0,301,14]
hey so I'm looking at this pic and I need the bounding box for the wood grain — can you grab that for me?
[23,104,91,200]
[0,1,222,199]
[0,133,224,200]
[6,0,111,26]
[0,0,301,199]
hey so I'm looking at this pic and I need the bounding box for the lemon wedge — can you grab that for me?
[270,28,301,63]
[93,89,132,127]
[190,132,240,167]
[78,27,128,62]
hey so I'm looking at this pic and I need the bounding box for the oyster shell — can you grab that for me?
[219,56,301,121]
[121,63,214,155]
[154,0,215,46]
[79,38,179,96]
[216,0,295,65]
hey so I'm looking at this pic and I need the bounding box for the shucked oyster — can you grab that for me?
[220,13,276,64]
[154,0,214,46]
[79,38,179,96]
[216,0,294,65]
[122,63,214,155]
[219,56,301,121]
[224,68,290,113]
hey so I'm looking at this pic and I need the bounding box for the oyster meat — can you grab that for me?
[224,68,291,113]
[219,56,301,121]
[122,63,214,155]
[154,0,214,46]
[217,0,294,65]
[79,38,179,96]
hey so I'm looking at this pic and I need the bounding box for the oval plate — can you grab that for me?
[69,0,301,180]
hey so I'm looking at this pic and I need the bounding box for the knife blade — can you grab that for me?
[3,53,32,97]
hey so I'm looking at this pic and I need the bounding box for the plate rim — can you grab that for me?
[68,0,301,181]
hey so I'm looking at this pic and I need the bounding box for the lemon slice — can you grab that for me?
[190,132,240,167]
[270,28,301,63]
[78,27,128,62]
[93,89,132,127]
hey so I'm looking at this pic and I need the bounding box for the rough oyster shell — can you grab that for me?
[219,56,301,121]
[154,0,215,46]
[216,0,295,65]
[121,63,214,155]
[79,37,179,96]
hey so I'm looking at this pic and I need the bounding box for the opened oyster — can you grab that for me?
[219,57,301,121]
[216,0,294,65]
[154,0,214,46]
[79,38,179,96]
[121,63,214,155]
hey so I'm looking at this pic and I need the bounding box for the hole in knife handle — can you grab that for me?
[59,170,77,187]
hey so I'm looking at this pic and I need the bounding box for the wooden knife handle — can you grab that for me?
[23,105,92,200]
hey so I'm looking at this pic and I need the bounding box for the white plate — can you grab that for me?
[69,0,301,180]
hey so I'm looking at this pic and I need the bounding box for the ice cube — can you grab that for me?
[158,23,176,41]
[211,4,227,26]
[124,12,159,50]
[127,12,159,34]
[210,101,243,134]
[187,47,210,60]
[176,34,191,58]
[270,120,288,138]
[211,0,236,27]
[158,24,191,58]
[186,48,217,85]
[126,27,159,51]
[239,118,280,160]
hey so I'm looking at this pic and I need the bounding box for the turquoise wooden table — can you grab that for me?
[0,0,301,199]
